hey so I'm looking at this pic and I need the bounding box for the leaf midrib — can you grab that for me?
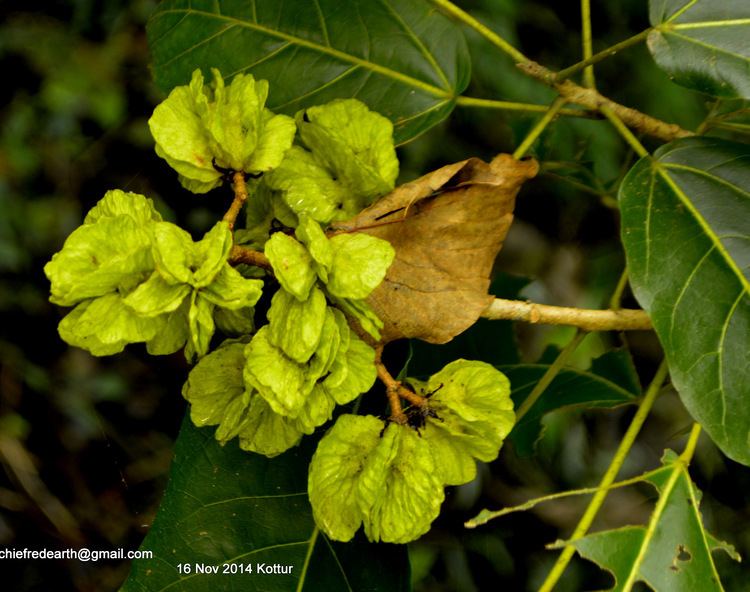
[621,462,723,591]
[150,8,451,98]
[661,29,750,62]
[652,160,750,295]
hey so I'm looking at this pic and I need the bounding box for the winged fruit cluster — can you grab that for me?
[45,69,515,543]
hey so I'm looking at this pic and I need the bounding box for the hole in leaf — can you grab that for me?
[676,544,692,562]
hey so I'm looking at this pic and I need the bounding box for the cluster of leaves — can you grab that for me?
[45,66,517,547]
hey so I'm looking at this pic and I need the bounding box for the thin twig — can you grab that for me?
[374,345,427,425]
[512,97,568,159]
[516,332,587,422]
[455,96,598,119]
[601,105,650,158]
[519,61,694,142]
[430,0,529,64]
[580,0,596,89]
[538,360,670,592]
[223,171,249,230]
[228,244,272,271]
[482,298,652,331]
[557,28,651,82]
[436,0,692,142]
[466,465,666,528]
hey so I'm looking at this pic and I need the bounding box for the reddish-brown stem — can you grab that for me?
[374,345,427,424]
[223,171,249,230]
[228,244,273,271]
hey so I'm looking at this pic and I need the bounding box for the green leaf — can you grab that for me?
[327,233,395,299]
[558,451,739,591]
[45,215,153,306]
[267,287,327,364]
[147,0,471,144]
[504,349,641,456]
[264,232,317,301]
[648,0,750,98]
[121,415,410,591]
[619,137,750,465]
[419,360,514,485]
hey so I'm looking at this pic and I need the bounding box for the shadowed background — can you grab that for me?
[0,1,748,590]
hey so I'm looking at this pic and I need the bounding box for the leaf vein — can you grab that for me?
[150,8,448,97]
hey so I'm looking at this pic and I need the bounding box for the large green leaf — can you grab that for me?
[121,415,410,591]
[502,350,641,456]
[619,137,750,465]
[648,0,750,98]
[147,0,470,144]
[558,451,739,591]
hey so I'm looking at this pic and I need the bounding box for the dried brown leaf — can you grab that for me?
[332,154,538,343]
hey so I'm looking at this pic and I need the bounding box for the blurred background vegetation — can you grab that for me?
[0,1,747,590]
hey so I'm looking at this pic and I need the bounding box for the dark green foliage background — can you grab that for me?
[1,1,748,591]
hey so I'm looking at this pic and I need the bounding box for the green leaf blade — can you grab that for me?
[561,454,738,591]
[121,416,410,591]
[648,0,750,98]
[503,350,641,456]
[619,137,750,465]
[147,0,471,143]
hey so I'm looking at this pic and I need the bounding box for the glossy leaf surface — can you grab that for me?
[503,350,641,456]
[121,416,409,591]
[619,137,750,465]
[560,451,739,591]
[648,0,750,98]
[147,0,471,144]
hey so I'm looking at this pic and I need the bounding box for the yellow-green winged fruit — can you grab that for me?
[124,221,263,360]
[418,360,515,486]
[182,340,304,457]
[148,68,295,193]
[308,414,385,542]
[308,416,444,544]
[44,190,168,356]
[265,99,398,223]
[357,422,444,543]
